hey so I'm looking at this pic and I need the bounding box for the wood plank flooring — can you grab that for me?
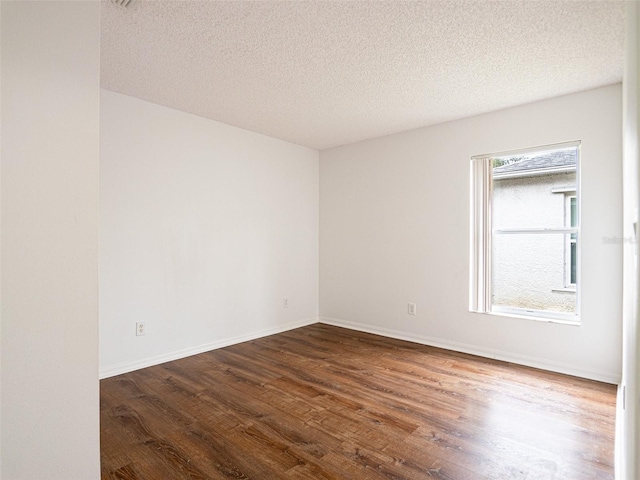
[100,324,616,479]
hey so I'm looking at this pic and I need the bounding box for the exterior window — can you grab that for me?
[470,142,580,323]
[566,195,577,287]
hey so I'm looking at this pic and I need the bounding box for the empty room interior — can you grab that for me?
[2,0,640,479]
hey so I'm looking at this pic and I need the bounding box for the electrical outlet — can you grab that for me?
[283,297,288,308]
[136,322,146,336]
[408,303,417,315]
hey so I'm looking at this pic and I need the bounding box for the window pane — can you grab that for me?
[570,241,577,285]
[492,147,577,230]
[570,196,577,229]
[492,233,576,314]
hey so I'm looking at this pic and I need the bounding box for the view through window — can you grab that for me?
[470,142,580,322]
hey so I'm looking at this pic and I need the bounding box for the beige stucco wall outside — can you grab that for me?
[492,171,577,313]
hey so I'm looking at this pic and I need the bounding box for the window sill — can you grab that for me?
[472,307,580,326]
[552,287,577,294]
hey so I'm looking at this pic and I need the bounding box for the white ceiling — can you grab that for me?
[101,0,625,151]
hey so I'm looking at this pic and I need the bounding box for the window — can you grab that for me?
[566,195,577,287]
[470,142,580,323]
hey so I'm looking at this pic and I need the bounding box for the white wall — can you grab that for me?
[320,84,622,383]
[0,1,4,471]
[1,2,100,478]
[100,90,319,377]
[618,1,640,478]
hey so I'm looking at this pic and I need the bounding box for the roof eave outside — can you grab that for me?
[493,165,576,180]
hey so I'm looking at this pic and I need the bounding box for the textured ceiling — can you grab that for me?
[101,0,625,150]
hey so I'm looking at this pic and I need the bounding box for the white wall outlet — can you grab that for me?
[408,303,417,315]
[136,321,146,336]
[283,297,288,308]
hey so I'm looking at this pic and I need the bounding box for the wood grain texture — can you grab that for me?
[101,324,616,479]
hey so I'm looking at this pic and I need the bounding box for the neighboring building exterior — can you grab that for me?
[491,148,577,314]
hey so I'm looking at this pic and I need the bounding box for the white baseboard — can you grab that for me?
[319,316,620,384]
[100,315,620,384]
[99,317,319,379]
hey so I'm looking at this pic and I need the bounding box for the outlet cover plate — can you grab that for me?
[136,322,146,336]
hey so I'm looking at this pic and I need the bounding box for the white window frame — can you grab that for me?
[469,141,581,324]
[565,194,577,289]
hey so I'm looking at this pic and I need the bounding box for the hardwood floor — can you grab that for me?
[100,324,616,479]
